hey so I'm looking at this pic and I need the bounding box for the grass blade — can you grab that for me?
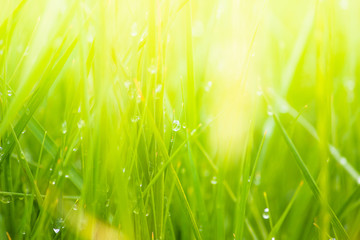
[272,112,349,239]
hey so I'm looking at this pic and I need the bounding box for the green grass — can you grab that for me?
[1,0,360,239]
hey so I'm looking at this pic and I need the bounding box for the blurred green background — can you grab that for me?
[1,0,360,239]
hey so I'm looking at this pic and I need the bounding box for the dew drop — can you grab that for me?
[210,176,217,185]
[133,209,139,214]
[0,195,12,204]
[267,106,273,116]
[262,208,270,219]
[172,120,181,132]
[122,168,126,173]
[62,121,67,134]
[53,218,64,234]
[147,64,157,74]
[7,90,12,97]
[72,147,78,152]
[205,81,212,92]
[77,119,85,129]
[155,84,162,93]
[72,203,79,211]
[131,115,140,123]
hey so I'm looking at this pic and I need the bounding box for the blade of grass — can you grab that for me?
[170,165,203,240]
[266,181,303,240]
[272,112,349,239]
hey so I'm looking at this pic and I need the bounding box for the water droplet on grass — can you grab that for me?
[205,81,212,92]
[262,208,270,219]
[77,119,85,129]
[72,147,78,152]
[62,121,67,134]
[211,176,217,185]
[122,168,126,173]
[73,203,79,211]
[155,84,162,93]
[53,218,64,234]
[1,196,12,204]
[147,64,157,74]
[172,120,181,132]
[131,115,140,123]
[7,90,12,97]
[267,106,273,116]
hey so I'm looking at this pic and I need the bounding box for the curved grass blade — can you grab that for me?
[266,181,303,240]
[0,36,78,167]
[170,165,203,240]
[235,131,266,240]
[270,91,360,183]
[272,112,349,240]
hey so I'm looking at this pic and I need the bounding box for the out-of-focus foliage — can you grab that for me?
[0,0,360,239]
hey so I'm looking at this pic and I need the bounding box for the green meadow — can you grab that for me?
[0,0,360,239]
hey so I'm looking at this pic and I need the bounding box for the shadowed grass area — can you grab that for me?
[1,0,360,239]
